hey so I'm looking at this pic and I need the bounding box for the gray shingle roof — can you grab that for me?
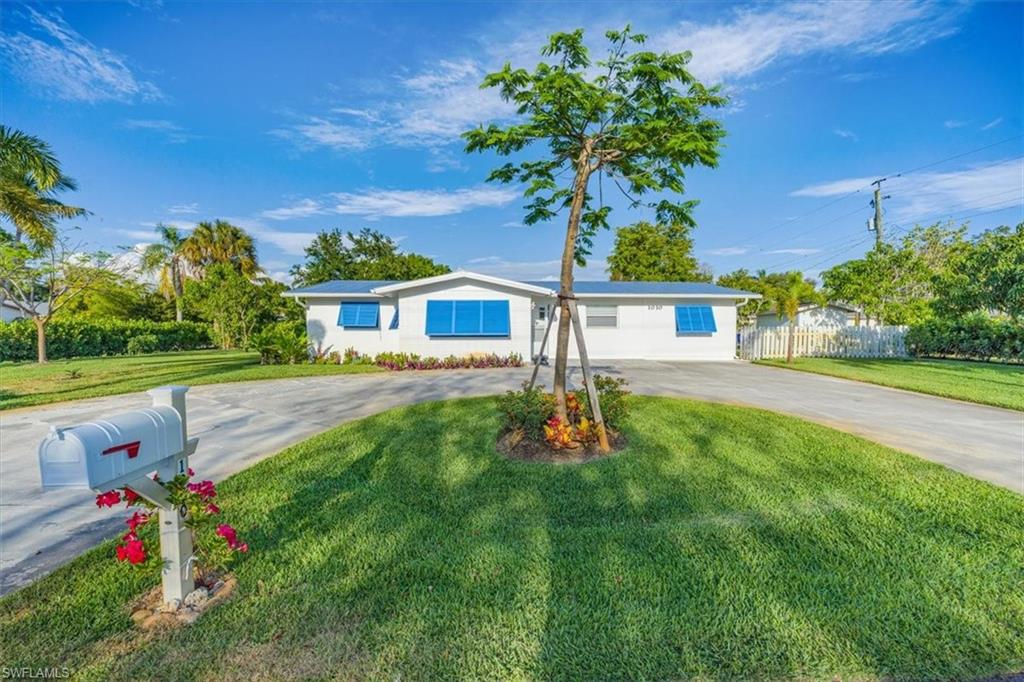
[286,278,756,298]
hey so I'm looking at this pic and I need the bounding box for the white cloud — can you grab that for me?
[767,248,822,255]
[111,228,163,242]
[0,8,162,103]
[655,1,962,84]
[791,176,876,198]
[465,255,606,281]
[707,246,749,256]
[234,219,318,257]
[890,157,1023,222]
[122,119,193,143]
[260,199,327,221]
[944,119,966,129]
[271,116,372,151]
[981,117,1004,131]
[329,186,518,218]
[790,158,1023,223]
[272,0,961,155]
[167,202,199,215]
[501,221,525,228]
[425,148,469,173]
[833,128,858,141]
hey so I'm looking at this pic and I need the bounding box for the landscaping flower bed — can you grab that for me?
[496,375,630,461]
[345,348,523,371]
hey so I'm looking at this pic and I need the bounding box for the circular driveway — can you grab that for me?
[2,361,1020,595]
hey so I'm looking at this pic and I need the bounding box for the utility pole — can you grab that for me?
[870,178,890,247]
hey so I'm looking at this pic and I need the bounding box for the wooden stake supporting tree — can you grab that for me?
[464,26,727,445]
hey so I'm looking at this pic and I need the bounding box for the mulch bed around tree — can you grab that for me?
[496,429,627,463]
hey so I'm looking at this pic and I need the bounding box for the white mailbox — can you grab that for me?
[39,405,186,491]
[37,386,199,607]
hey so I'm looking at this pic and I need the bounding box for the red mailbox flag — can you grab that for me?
[102,441,141,458]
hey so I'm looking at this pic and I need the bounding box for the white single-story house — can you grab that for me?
[756,302,877,330]
[284,271,759,362]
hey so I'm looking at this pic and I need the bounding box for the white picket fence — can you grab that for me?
[738,325,908,360]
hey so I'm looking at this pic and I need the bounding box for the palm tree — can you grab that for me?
[0,125,86,247]
[181,220,259,278]
[768,271,822,364]
[141,224,189,322]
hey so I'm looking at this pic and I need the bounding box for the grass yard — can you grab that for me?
[758,357,1024,411]
[0,350,381,411]
[2,397,1021,680]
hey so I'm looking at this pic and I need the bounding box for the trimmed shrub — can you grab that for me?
[906,314,1023,363]
[578,375,632,427]
[0,319,214,361]
[251,322,309,365]
[497,381,556,441]
[126,334,160,355]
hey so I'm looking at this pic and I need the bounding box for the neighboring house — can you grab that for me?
[756,302,877,330]
[284,271,759,362]
[0,300,47,323]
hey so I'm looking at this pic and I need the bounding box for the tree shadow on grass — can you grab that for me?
[3,397,1022,679]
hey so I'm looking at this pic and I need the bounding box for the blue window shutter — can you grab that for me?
[453,301,482,334]
[426,300,454,335]
[675,305,716,333]
[339,302,379,328]
[699,306,717,332]
[481,300,510,336]
[426,299,510,336]
[389,307,399,330]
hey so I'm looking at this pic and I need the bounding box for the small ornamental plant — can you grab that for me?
[95,467,247,583]
[497,376,630,460]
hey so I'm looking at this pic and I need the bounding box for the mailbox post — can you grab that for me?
[38,385,199,607]
[148,386,193,605]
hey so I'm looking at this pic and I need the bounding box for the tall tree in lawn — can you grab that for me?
[464,26,726,424]
[181,220,259,278]
[0,125,86,248]
[607,221,710,282]
[141,223,189,321]
[290,228,450,286]
[0,231,125,362]
[933,222,1023,320]
[768,272,821,364]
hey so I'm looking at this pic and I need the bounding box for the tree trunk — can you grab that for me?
[172,262,184,322]
[786,318,795,364]
[34,316,48,363]
[553,143,594,419]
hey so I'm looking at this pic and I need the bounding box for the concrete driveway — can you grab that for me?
[2,360,1021,595]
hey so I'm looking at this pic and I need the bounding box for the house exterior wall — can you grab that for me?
[305,298,400,357]
[546,297,738,361]
[397,281,533,358]
[302,284,742,362]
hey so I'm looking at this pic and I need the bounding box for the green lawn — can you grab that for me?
[2,397,1021,680]
[0,350,381,411]
[757,357,1024,411]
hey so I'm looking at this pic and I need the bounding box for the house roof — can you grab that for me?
[284,272,759,299]
[372,271,556,296]
[521,280,758,298]
[756,302,862,316]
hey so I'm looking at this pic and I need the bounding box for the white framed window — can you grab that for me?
[537,305,547,320]
[586,304,617,328]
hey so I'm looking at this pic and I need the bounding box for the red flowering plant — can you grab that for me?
[95,466,247,582]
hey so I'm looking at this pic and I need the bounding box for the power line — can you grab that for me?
[738,133,1024,247]
[760,193,1022,271]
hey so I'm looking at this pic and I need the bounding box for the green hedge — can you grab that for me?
[0,319,214,361]
[906,314,1023,363]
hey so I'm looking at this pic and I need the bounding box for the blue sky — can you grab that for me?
[2,0,1021,282]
